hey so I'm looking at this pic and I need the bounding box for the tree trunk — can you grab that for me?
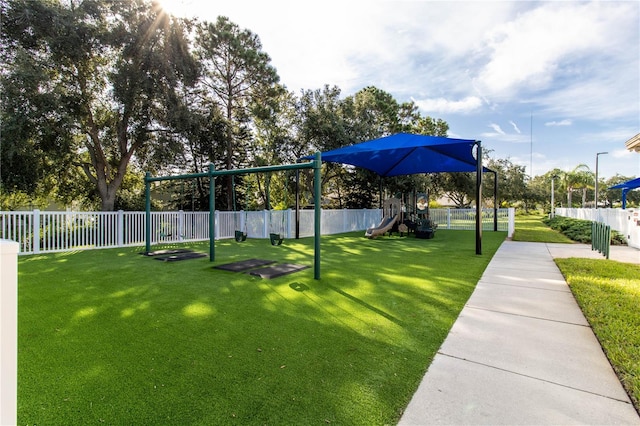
[225,86,234,211]
[100,189,117,211]
[95,167,127,211]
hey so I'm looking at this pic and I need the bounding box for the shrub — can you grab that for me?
[543,216,627,245]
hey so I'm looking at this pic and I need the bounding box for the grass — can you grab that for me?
[513,214,640,412]
[512,214,573,243]
[555,258,640,412]
[18,230,506,425]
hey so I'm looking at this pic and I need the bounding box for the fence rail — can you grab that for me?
[1,208,514,255]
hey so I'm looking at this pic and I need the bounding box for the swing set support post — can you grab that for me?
[209,163,215,262]
[144,152,323,279]
[145,172,151,254]
[295,169,300,239]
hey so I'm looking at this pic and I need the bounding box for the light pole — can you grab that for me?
[551,175,557,218]
[595,151,608,208]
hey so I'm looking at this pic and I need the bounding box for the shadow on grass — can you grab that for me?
[326,283,405,327]
[18,230,506,425]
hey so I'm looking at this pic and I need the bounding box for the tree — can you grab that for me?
[433,173,473,207]
[1,0,199,210]
[562,164,593,207]
[194,16,280,210]
[294,85,354,207]
[347,86,403,139]
[484,157,528,207]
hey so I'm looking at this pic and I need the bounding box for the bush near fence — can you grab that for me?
[544,216,626,245]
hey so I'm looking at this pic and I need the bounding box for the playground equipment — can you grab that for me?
[407,192,438,239]
[415,218,437,239]
[144,153,323,279]
[266,173,287,246]
[231,176,247,242]
[365,198,402,238]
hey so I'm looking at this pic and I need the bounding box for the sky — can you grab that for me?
[160,0,640,180]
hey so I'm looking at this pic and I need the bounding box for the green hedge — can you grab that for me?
[543,216,627,245]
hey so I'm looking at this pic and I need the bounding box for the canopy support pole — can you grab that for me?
[295,169,300,239]
[313,152,322,279]
[493,170,498,232]
[145,173,151,254]
[209,163,215,261]
[475,141,482,255]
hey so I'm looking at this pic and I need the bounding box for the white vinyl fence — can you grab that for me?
[555,208,640,249]
[1,208,514,255]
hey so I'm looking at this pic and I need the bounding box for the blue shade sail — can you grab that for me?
[609,177,640,209]
[609,177,640,190]
[301,133,488,176]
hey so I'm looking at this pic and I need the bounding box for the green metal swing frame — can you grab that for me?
[144,153,323,279]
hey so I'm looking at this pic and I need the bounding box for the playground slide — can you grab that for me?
[365,214,399,238]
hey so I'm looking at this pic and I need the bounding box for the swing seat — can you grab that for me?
[235,230,247,242]
[270,233,284,246]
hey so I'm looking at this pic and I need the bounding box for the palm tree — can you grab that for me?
[562,164,593,207]
[574,166,594,207]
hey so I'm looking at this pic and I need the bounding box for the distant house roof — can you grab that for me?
[626,133,640,152]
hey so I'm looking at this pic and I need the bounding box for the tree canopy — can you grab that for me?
[1,0,636,211]
[1,0,199,210]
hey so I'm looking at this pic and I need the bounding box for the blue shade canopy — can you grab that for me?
[302,133,486,177]
[609,177,640,209]
[609,177,640,190]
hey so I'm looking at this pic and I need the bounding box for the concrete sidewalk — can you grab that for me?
[399,241,640,425]
[546,241,640,264]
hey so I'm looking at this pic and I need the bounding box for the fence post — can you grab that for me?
[33,209,40,254]
[508,208,515,238]
[0,239,18,425]
[214,211,220,241]
[178,210,184,242]
[287,209,293,238]
[117,210,124,247]
[447,208,451,230]
[263,210,269,238]
[342,209,349,232]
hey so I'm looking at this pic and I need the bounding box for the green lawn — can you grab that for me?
[512,214,573,243]
[512,214,639,412]
[18,230,506,425]
[555,259,640,412]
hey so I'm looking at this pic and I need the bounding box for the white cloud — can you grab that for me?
[155,0,639,177]
[479,123,531,144]
[611,149,634,159]
[475,2,622,97]
[413,96,483,114]
[536,71,639,121]
[545,120,573,127]
[490,123,506,135]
